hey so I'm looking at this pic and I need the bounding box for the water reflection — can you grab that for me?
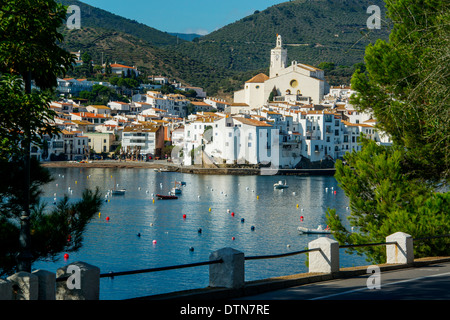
[33,168,364,299]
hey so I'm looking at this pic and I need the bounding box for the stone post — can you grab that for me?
[0,279,13,300]
[209,247,245,289]
[56,261,100,300]
[32,270,56,300]
[386,232,414,264]
[6,272,38,300]
[308,237,339,273]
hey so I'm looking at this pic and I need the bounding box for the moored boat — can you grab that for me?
[156,194,178,200]
[297,225,332,234]
[274,180,289,189]
[111,189,126,196]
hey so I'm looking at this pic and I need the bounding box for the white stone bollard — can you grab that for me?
[308,237,340,273]
[6,272,39,300]
[209,247,245,289]
[32,270,56,300]
[0,279,13,300]
[56,261,100,300]
[386,232,414,264]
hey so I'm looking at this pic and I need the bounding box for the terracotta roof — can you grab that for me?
[234,117,272,127]
[124,124,161,133]
[246,73,269,83]
[110,63,137,69]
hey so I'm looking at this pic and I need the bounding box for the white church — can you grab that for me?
[233,35,330,108]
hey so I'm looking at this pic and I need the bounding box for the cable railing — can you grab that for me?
[54,233,450,296]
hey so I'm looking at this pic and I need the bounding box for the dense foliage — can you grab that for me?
[0,0,102,275]
[326,140,450,264]
[326,0,450,263]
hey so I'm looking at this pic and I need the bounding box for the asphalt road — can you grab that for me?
[240,262,450,300]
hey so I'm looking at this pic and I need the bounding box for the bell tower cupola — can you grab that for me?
[270,34,287,78]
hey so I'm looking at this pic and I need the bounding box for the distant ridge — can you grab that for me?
[169,33,204,42]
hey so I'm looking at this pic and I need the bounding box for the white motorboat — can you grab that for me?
[297,225,332,234]
[274,180,289,189]
[111,189,126,196]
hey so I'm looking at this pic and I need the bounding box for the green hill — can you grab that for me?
[60,27,233,92]
[171,0,390,72]
[56,0,391,98]
[58,0,181,47]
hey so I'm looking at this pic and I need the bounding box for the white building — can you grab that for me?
[234,35,330,109]
[110,63,140,77]
[121,124,164,157]
[108,101,130,113]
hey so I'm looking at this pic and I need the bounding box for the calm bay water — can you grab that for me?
[33,167,367,300]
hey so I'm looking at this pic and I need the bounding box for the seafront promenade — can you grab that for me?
[40,160,336,175]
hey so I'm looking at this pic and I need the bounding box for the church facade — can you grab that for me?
[233,35,329,109]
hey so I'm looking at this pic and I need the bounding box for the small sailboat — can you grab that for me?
[170,181,183,195]
[111,178,125,195]
[274,180,289,189]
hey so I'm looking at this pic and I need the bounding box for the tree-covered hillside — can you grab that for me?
[58,0,181,46]
[172,0,390,71]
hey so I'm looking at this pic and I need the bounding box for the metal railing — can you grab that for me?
[55,234,450,287]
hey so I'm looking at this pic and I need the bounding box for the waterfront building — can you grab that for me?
[85,132,118,155]
[121,124,164,157]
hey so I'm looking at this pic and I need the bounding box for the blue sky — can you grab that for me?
[81,0,285,35]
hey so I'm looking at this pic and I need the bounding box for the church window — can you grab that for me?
[290,79,298,88]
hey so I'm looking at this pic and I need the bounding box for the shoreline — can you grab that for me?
[40,161,336,176]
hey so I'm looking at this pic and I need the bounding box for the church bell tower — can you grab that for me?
[270,34,287,78]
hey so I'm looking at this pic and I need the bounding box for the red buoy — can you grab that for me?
[106,217,110,221]
[232,236,235,240]
[64,253,69,260]
[300,216,304,221]
[183,214,187,219]
[231,212,235,217]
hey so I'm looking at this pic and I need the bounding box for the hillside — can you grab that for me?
[59,0,181,46]
[171,0,390,72]
[60,27,234,93]
[56,0,391,98]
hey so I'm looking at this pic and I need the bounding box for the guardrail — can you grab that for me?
[1,232,449,300]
